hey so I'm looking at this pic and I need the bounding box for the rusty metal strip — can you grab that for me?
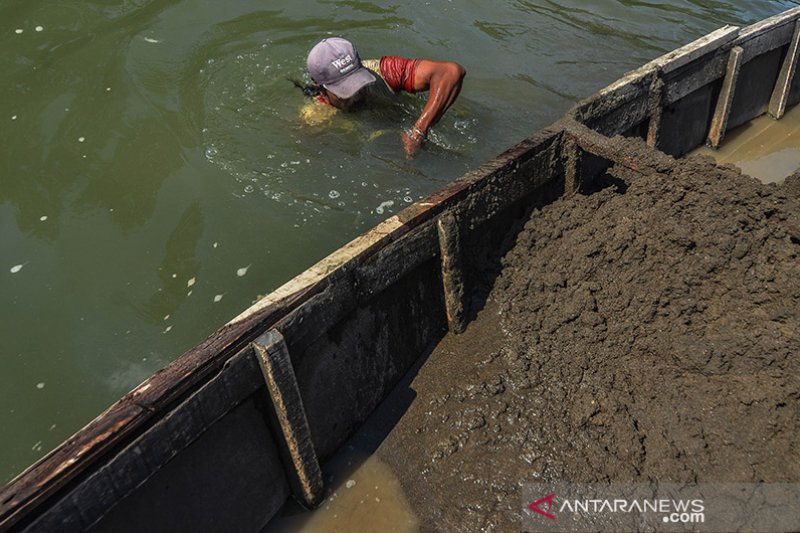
[253,331,324,509]
[769,20,800,119]
[707,46,744,149]
[437,213,467,334]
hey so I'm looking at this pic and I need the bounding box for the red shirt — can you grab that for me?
[316,56,420,106]
[379,56,420,93]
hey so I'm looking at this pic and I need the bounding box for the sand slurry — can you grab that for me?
[375,147,800,531]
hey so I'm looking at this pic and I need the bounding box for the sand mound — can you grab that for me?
[379,145,800,531]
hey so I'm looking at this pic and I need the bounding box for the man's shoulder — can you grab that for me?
[363,58,396,97]
[362,58,381,72]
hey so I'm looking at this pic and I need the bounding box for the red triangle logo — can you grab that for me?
[529,493,557,520]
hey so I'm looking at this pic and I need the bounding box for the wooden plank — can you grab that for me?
[437,213,467,333]
[457,132,563,227]
[563,137,581,195]
[354,221,438,304]
[738,6,800,45]
[738,19,797,64]
[578,27,738,130]
[663,48,729,105]
[575,70,654,131]
[253,332,324,509]
[563,119,675,176]
[274,276,357,358]
[588,93,652,137]
[707,46,744,148]
[647,25,739,75]
[647,77,665,147]
[769,20,800,119]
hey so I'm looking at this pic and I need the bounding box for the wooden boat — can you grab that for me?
[2,7,799,532]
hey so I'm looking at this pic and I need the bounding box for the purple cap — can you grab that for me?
[307,37,376,99]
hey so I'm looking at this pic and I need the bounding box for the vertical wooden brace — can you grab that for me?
[646,76,665,148]
[253,331,324,509]
[564,137,582,196]
[437,213,467,334]
[769,19,800,120]
[707,46,744,149]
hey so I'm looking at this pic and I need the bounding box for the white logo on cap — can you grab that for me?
[331,54,355,74]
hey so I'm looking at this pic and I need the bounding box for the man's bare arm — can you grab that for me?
[412,60,466,135]
[401,59,466,157]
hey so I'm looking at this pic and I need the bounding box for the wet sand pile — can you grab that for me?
[785,168,800,199]
[376,146,800,531]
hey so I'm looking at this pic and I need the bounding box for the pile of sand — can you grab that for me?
[378,146,800,531]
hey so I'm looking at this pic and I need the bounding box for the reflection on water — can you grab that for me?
[693,104,800,184]
[1,0,797,484]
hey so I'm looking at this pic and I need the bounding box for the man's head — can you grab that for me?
[307,37,375,108]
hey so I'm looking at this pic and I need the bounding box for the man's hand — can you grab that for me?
[401,129,425,159]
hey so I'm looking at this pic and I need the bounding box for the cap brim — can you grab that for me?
[324,67,376,99]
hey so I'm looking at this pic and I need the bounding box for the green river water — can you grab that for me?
[1,0,796,485]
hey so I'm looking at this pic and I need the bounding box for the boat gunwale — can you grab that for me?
[0,126,563,529]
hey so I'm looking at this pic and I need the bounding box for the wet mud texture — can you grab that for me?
[785,168,800,199]
[377,146,800,532]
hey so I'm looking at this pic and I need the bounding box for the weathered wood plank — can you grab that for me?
[708,46,744,148]
[437,213,467,334]
[563,137,581,196]
[648,25,739,75]
[738,21,797,69]
[654,18,800,108]
[663,49,729,105]
[738,6,800,59]
[456,133,563,227]
[274,275,357,358]
[769,20,800,119]
[647,77,665,147]
[354,221,438,304]
[574,70,655,132]
[563,119,676,175]
[576,27,738,133]
[254,332,324,509]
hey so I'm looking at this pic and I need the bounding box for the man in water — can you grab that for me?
[306,37,466,158]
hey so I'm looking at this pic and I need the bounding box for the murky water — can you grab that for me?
[1,0,796,485]
[693,103,800,183]
[265,446,418,533]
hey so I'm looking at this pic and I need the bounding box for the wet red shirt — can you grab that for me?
[379,56,420,93]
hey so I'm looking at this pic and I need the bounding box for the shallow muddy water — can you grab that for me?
[264,449,418,533]
[694,102,800,183]
[1,0,796,485]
